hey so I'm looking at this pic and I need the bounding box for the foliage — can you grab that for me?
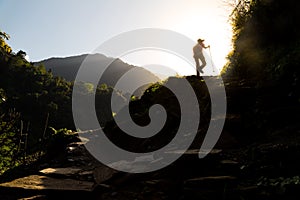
[0,30,128,174]
[45,127,77,155]
[220,0,300,137]
[0,31,12,55]
[143,82,163,100]
[0,30,76,173]
[0,109,20,174]
[223,0,300,88]
[257,176,300,194]
[0,88,6,104]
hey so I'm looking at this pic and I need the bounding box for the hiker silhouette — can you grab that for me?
[193,38,210,76]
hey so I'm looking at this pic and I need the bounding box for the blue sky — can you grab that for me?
[0,0,233,76]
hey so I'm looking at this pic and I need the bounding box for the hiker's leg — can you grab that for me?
[194,56,200,76]
[199,56,206,69]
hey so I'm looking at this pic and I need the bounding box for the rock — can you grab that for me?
[0,175,94,192]
[220,160,239,165]
[184,176,236,188]
[184,176,237,200]
[165,149,222,157]
[18,195,47,200]
[164,149,222,165]
[39,167,82,177]
[219,160,240,174]
[106,155,164,173]
[93,165,118,184]
[39,167,94,181]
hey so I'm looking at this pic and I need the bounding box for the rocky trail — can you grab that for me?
[1,133,300,199]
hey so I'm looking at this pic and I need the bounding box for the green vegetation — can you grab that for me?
[0,30,125,174]
[223,0,300,89]
[0,31,74,174]
[0,109,20,174]
[221,0,300,139]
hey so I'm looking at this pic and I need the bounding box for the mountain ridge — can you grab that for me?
[35,53,161,96]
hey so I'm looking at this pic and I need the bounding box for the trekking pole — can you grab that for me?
[208,46,215,73]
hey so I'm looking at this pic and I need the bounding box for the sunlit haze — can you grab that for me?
[0,0,233,77]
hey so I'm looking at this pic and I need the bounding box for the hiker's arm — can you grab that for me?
[201,43,210,49]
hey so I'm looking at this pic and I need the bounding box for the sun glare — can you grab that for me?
[121,50,196,79]
[167,10,232,75]
[119,1,233,78]
[24,55,30,61]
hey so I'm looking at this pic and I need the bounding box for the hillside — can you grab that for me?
[35,54,161,95]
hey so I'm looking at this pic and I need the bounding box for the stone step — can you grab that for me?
[184,175,237,188]
[39,167,82,177]
[217,160,241,175]
[0,175,94,192]
[164,149,222,161]
[184,176,237,199]
[93,165,119,185]
[39,167,94,181]
[15,195,47,200]
[166,149,223,169]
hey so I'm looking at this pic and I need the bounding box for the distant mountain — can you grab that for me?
[35,53,161,96]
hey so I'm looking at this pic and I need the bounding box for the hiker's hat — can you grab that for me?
[197,38,205,42]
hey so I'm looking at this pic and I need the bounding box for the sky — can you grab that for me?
[0,0,233,77]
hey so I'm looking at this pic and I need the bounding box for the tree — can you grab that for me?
[16,50,27,59]
[222,0,300,85]
[0,30,76,173]
[0,30,12,54]
[0,31,10,40]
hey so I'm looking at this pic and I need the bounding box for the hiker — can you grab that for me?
[193,38,210,76]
